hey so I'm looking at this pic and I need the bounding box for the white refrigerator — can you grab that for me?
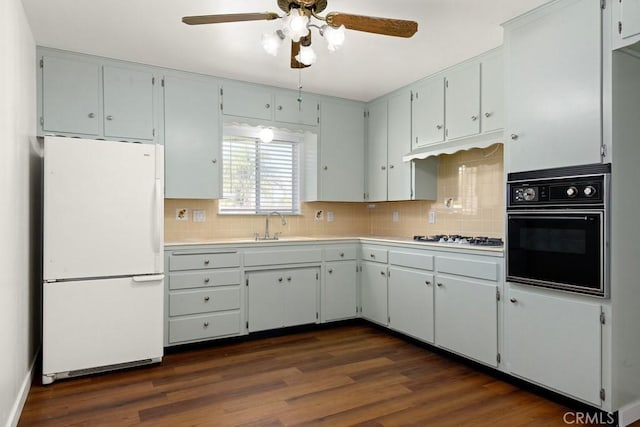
[42,136,164,384]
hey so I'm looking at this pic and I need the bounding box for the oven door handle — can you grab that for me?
[508,215,592,221]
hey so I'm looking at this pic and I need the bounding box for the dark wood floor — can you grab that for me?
[19,323,613,426]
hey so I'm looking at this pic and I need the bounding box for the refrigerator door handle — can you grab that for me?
[132,274,165,283]
[154,178,162,254]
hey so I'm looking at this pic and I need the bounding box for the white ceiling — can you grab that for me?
[21,0,550,102]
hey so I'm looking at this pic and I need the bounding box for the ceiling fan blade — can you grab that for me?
[182,12,279,25]
[291,41,310,69]
[326,12,418,38]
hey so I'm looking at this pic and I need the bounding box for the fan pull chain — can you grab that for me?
[297,70,303,111]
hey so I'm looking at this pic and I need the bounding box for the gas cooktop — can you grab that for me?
[413,235,504,247]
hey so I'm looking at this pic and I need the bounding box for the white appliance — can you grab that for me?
[42,136,164,384]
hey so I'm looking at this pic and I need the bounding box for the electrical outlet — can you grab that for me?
[392,211,399,223]
[327,211,334,222]
[428,210,436,224]
[193,209,206,223]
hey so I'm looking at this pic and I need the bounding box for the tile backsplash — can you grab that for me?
[165,144,505,241]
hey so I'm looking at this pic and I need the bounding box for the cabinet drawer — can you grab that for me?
[389,251,434,271]
[436,257,499,282]
[324,246,357,261]
[168,312,241,344]
[169,251,240,271]
[169,287,241,316]
[244,248,322,267]
[361,246,388,263]
[169,270,241,290]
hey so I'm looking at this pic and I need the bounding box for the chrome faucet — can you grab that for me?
[257,211,287,240]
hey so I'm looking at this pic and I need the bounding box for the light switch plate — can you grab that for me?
[327,211,334,222]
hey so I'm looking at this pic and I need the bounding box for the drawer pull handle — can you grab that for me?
[370,254,375,258]
[106,115,113,121]
[88,112,95,118]
[203,322,209,328]
[204,259,210,265]
[425,281,431,286]
[287,277,292,282]
[328,269,333,274]
[471,115,478,121]
[437,283,443,287]
[510,298,518,303]
[484,112,492,118]
[204,296,210,302]
[340,252,345,257]
[204,278,210,283]
[278,277,283,282]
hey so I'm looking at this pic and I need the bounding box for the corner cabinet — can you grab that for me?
[39,52,158,143]
[163,75,221,199]
[366,99,389,202]
[505,285,604,406]
[246,268,319,332]
[503,0,604,173]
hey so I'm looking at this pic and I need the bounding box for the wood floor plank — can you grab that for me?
[18,323,618,426]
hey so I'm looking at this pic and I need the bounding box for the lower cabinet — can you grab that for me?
[434,275,498,367]
[323,260,358,322]
[388,266,434,343]
[505,286,603,406]
[361,261,388,326]
[247,268,319,333]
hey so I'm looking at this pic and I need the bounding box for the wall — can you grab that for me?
[165,144,504,241]
[0,0,38,426]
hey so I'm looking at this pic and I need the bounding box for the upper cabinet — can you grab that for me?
[387,92,415,201]
[613,0,640,50]
[221,83,318,127]
[409,49,504,156]
[366,99,388,202]
[39,53,158,143]
[163,75,220,199]
[503,0,604,173]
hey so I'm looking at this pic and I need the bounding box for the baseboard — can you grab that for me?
[619,399,640,427]
[6,355,36,427]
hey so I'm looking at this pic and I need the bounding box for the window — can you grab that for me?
[220,126,301,214]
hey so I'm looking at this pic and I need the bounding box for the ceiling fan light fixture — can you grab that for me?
[283,8,310,42]
[261,30,285,56]
[295,44,317,66]
[322,24,345,51]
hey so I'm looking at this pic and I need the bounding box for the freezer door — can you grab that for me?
[43,276,164,375]
[44,137,163,280]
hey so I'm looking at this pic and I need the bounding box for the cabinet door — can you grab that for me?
[366,100,388,202]
[505,0,602,172]
[481,53,504,133]
[42,56,100,136]
[222,84,272,120]
[445,63,480,140]
[360,262,388,326]
[621,0,640,40]
[388,267,434,343]
[274,93,318,126]
[324,261,357,321]
[247,271,283,332]
[103,66,154,140]
[319,101,365,201]
[284,268,318,327]
[387,91,412,201]
[412,77,445,148]
[435,275,497,367]
[164,76,220,199]
[506,287,602,406]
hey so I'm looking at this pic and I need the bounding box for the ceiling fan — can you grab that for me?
[182,0,418,68]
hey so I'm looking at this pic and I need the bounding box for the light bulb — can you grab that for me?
[261,30,285,56]
[295,45,317,66]
[283,8,309,42]
[323,24,345,51]
[259,128,274,143]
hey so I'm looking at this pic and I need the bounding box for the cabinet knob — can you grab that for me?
[203,322,209,328]
[204,277,210,283]
[204,259,210,265]
[328,269,333,274]
[340,252,345,258]
[436,125,443,130]
[381,166,386,171]
[510,134,519,140]
[389,164,394,169]
[106,115,113,121]
[370,254,375,258]
[211,159,217,164]
[484,112,492,118]
[204,296,210,302]
[287,276,292,282]
[380,271,386,276]
[437,283,443,287]
[471,115,478,121]
[278,105,283,110]
[88,113,95,118]
[265,103,271,109]
[425,280,432,286]
[278,277,283,282]
[323,166,328,171]
[510,298,518,303]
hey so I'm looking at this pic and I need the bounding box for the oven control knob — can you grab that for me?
[584,186,596,197]
[566,186,578,198]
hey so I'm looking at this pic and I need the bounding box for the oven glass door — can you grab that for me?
[507,211,604,295]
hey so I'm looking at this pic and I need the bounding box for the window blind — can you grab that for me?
[220,136,300,214]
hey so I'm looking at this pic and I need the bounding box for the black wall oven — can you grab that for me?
[506,164,610,297]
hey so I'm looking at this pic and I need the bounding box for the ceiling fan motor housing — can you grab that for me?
[277,0,328,13]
